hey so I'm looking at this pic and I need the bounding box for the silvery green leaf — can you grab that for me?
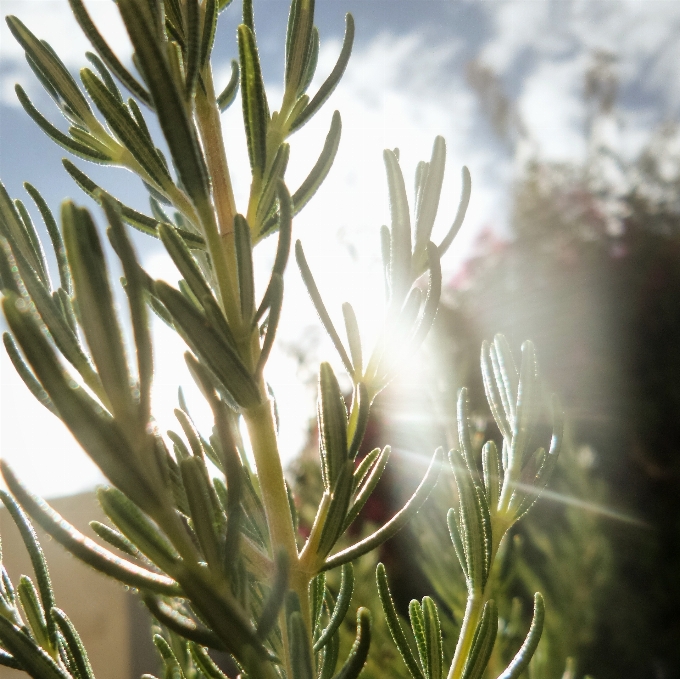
[63,160,191,245]
[118,0,209,204]
[347,382,369,459]
[284,0,315,98]
[480,341,510,442]
[14,199,50,290]
[164,0,185,41]
[351,447,381,494]
[242,0,254,31]
[238,23,269,176]
[127,98,153,144]
[290,109,341,214]
[295,241,353,375]
[174,408,203,459]
[408,600,428,679]
[23,183,71,293]
[496,594,544,679]
[414,136,446,265]
[51,608,94,679]
[14,86,110,163]
[449,448,490,592]
[63,201,135,423]
[289,14,354,132]
[460,600,498,679]
[153,635,186,679]
[256,144,290,225]
[154,281,260,408]
[380,224,391,297]
[481,441,501,512]
[492,334,519,424]
[298,26,319,96]
[342,303,362,381]
[217,60,240,112]
[54,288,78,337]
[333,608,371,679]
[17,576,50,652]
[288,610,314,679]
[0,236,103,402]
[310,573,326,638]
[384,149,412,303]
[313,563,353,652]
[318,362,348,489]
[189,643,228,679]
[201,0,218,67]
[318,629,339,679]
[184,0,200,97]
[158,223,213,305]
[0,616,69,679]
[422,597,443,679]
[446,508,468,581]
[144,597,226,650]
[1,463,181,596]
[2,333,56,415]
[324,449,442,571]
[255,273,283,376]
[408,242,442,353]
[234,214,255,322]
[437,166,470,258]
[317,460,353,557]
[66,0,152,106]
[180,457,223,570]
[0,238,20,295]
[512,340,537,468]
[86,51,123,104]
[256,550,289,641]
[255,182,292,325]
[341,445,390,534]
[89,520,139,557]
[168,430,191,462]
[3,293,164,508]
[103,194,153,423]
[98,487,180,572]
[81,68,172,188]
[0,181,52,289]
[0,491,55,645]
[6,17,92,125]
[456,388,477,469]
[0,651,21,671]
[259,110,340,236]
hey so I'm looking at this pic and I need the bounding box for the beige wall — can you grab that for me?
[0,492,154,679]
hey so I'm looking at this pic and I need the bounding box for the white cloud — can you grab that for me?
[480,0,680,161]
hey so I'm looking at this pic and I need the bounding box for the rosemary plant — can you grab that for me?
[0,1,562,678]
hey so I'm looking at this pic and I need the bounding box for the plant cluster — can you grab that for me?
[0,0,562,678]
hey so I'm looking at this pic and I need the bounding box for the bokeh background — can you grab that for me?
[3,1,680,677]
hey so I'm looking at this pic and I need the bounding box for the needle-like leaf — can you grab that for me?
[238,23,269,176]
[217,60,240,111]
[289,14,354,132]
[323,449,442,570]
[1,463,180,595]
[496,594,544,679]
[377,563,425,679]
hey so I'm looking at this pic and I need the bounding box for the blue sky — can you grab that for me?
[2,0,680,497]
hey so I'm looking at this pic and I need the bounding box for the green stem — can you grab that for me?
[447,591,483,679]
[244,399,311,676]
[243,400,298,564]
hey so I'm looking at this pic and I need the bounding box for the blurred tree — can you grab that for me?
[453,51,680,678]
